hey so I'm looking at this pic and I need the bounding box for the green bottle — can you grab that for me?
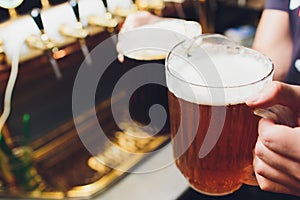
[0,133,43,191]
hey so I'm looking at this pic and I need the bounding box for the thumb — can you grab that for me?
[116,39,124,63]
[118,53,124,63]
[246,81,300,112]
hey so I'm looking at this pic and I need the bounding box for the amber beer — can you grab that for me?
[168,93,260,195]
[166,34,274,195]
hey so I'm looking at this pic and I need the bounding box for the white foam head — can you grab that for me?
[166,34,274,106]
[118,18,202,61]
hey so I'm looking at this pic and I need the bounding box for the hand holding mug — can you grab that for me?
[246,81,300,197]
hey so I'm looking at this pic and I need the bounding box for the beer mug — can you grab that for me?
[165,34,274,195]
[118,18,201,126]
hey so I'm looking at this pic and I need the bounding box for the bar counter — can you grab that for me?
[95,142,300,200]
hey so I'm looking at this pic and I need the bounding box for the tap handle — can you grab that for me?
[69,0,80,22]
[102,0,108,9]
[30,8,44,32]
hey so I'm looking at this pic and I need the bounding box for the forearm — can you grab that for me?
[252,9,293,81]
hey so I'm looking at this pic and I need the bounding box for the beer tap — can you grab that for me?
[109,0,138,19]
[27,8,62,79]
[102,0,108,9]
[59,0,92,65]
[87,0,119,33]
[59,0,88,39]
[135,0,164,15]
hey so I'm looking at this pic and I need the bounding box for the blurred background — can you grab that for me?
[0,0,267,199]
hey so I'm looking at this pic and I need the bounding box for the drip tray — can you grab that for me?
[0,92,170,199]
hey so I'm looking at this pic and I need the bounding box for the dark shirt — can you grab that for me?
[265,0,300,85]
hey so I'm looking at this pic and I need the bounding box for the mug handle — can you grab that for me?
[242,104,298,186]
[253,104,297,127]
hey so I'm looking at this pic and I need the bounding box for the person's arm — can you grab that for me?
[246,81,300,197]
[252,9,293,81]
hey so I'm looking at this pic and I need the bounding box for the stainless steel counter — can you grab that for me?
[94,142,300,200]
[94,142,189,200]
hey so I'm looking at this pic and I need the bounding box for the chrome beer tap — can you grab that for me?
[59,0,92,65]
[87,0,119,33]
[27,8,62,79]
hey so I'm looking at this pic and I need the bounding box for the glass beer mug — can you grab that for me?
[165,34,274,195]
